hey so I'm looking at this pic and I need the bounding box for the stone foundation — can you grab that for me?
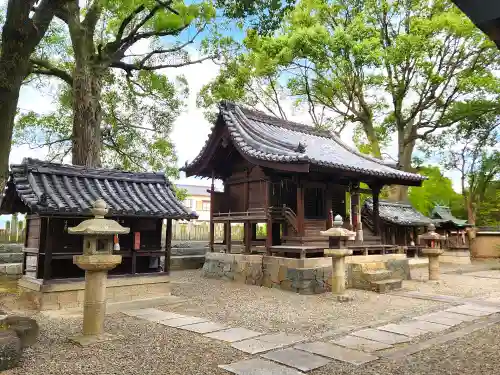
[18,274,171,310]
[203,253,332,294]
[471,232,500,259]
[203,253,412,294]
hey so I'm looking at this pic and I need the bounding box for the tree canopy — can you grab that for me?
[199,0,500,200]
[14,0,216,176]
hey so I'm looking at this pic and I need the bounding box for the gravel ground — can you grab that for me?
[166,270,447,335]
[311,319,500,375]
[406,263,500,299]
[5,313,246,375]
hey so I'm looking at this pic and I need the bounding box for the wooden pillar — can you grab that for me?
[43,217,52,281]
[165,218,172,274]
[350,185,360,231]
[225,222,232,253]
[265,179,272,254]
[296,180,305,237]
[251,223,257,240]
[243,170,250,253]
[372,186,381,236]
[325,183,333,229]
[209,172,215,252]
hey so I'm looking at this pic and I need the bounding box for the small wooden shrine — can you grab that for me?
[182,101,425,257]
[0,158,196,308]
[431,205,471,249]
[362,199,431,246]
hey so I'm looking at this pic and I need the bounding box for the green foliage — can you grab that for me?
[476,181,500,227]
[17,0,217,174]
[408,166,463,217]
[216,0,296,35]
[201,0,500,169]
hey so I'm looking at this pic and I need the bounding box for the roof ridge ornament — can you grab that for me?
[296,142,306,153]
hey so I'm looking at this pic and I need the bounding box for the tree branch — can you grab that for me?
[29,58,74,85]
[111,55,213,75]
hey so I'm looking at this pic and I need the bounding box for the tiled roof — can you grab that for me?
[183,101,425,184]
[363,198,432,226]
[0,158,196,219]
[431,205,469,227]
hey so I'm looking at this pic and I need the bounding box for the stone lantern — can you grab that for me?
[418,223,445,281]
[68,199,130,346]
[320,215,355,301]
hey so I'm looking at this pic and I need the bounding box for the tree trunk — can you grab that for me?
[0,0,60,190]
[388,129,416,202]
[361,121,382,158]
[0,69,24,192]
[71,63,102,167]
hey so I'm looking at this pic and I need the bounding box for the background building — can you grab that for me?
[178,184,211,221]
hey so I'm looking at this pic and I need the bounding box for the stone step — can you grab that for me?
[362,270,392,282]
[370,279,402,293]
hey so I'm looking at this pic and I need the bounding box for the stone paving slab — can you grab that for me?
[377,323,427,338]
[332,335,392,352]
[445,306,493,317]
[159,316,208,327]
[257,333,306,345]
[413,313,463,326]
[219,358,304,375]
[462,304,500,313]
[179,321,228,334]
[231,338,290,354]
[407,320,450,332]
[205,327,263,343]
[124,308,186,322]
[295,341,378,365]
[351,328,410,345]
[262,348,331,372]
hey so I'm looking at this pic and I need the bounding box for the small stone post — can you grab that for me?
[418,224,445,281]
[321,215,355,302]
[68,199,130,346]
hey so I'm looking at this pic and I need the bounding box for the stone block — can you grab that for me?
[295,341,378,365]
[261,348,331,371]
[370,279,402,293]
[159,316,208,327]
[180,322,227,334]
[352,328,410,344]
[204,327,263,343]
[0,330,21,371]
[1,316,40,348]
[219,358,304,375]
[332,335,392,352]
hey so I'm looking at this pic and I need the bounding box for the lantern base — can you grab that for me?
[69,332,122,347]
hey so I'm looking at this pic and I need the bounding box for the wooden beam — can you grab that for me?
[225,222,232,253]
[165,218,172,274]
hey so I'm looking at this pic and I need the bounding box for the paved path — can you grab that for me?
[124,295,500,374]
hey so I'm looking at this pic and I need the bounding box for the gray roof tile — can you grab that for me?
[184,102,425,183]
[363,198,432,226]
[1,158,196,219]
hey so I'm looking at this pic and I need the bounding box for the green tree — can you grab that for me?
[0,0,65,191]
[17,0,215,171]
[215,0,296,35]
[438,114,500,224]
[475,181,500,227]
[408,166,463,217]
[200,0,500,200]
